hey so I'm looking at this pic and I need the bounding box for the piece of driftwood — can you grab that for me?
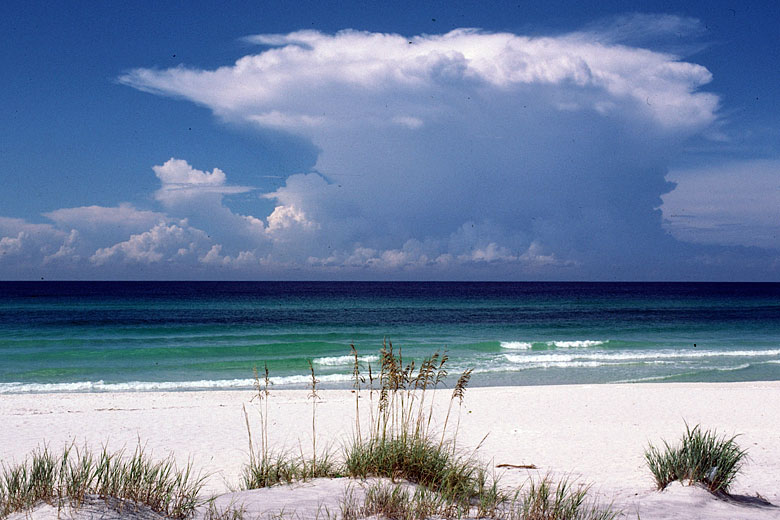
[496,463,538,469]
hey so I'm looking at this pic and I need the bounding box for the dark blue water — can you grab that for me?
[1,282,779,392]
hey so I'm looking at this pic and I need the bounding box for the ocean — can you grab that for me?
[1,282,779,393]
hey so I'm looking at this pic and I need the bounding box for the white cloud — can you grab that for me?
[248,111,325,129]
[0,217,65,238]
[43,230,81,264]
[90,221,210,265]
[119,24,721,277]
[153,158,253,203]
[266,205,318,234]
[392,116,423,129]
[662,160,780,249]
[0,218,71,267]
[121,27,717,132]
[0,233,25,257]
[6,21,777,279]
[200,244,259,267]
[44,204,167,234]
[154,158,226,185]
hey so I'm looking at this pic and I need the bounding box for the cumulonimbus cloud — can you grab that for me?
[2,21,776,279]
[118,24,725,276]
[121,27,717,132]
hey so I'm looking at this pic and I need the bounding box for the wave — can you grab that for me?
[473,361,610,373]
[271,373,353,385]
[504,348,780,365]
[499,341,533,350]
[547,340,605,348]
[713,363,751,372]
[0,373,353,394]
[500,340,606,350]
[313,355,379,366]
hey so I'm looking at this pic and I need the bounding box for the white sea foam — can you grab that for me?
[473,360,609,373]
[713,363,751,372]
[547,340,606,348]
[0,373,354,394]
[270,373,353,385]
[500,340,606,349]
[0,378,254,393]
[500,341,533,350]
[504,348,780,364]
[504,353,575,364]
[313,355,379,366]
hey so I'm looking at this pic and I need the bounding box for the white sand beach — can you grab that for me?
[2,382,779,519]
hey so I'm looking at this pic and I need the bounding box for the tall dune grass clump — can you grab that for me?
[644,423,747,494]
[343,341,495,509]
[0,445,203,519]
[242,342,618,520]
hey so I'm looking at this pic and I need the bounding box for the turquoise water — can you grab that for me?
[1,282,779,392]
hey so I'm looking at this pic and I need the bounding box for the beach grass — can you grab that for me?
[0,444,204,519]
[339,476,618,520]
[509,475,618,520]
[241,342,618,519]
[3,342,627,520]
[242,361,343,490]
[644,423,747,494]
[341,480,456,520]
[341,342,494,509]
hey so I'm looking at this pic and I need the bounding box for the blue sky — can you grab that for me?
[1,0,778,280]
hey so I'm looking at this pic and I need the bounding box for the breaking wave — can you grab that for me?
[547,340,605,348]
[313,355,379,366]
[500,341,533,350]
[504,348,780,365]
[500,340,606,350]
[0,373,354,394]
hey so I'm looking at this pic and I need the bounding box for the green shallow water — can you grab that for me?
[1,281,779,392]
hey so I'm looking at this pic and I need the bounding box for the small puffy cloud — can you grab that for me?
[43,230,81,264]
[0,218,70,267]
[153,158,253,203]
[90,221,210,265]
[200,244,259,268]
[148,158,273,256]
[0,233,25,256]
[266,205,318,234]
[460,242,515,263]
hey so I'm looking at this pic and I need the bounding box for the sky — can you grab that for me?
[1,0,778,281]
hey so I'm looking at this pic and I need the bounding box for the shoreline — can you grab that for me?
[3,381,780,518]
[4,371,780,394]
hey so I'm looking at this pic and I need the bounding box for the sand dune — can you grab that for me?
[2,382,779,519]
